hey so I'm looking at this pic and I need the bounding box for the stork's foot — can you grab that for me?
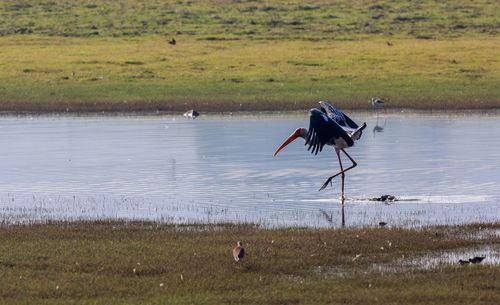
[319,177,334,191]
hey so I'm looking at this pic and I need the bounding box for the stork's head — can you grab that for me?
[273,128,307,156]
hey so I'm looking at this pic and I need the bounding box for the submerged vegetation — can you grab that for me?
[0,0,499,111]
[0,221,498,304]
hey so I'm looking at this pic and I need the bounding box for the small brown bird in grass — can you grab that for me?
[233,241,245,262]
[469,256,486,264]
[458,259,470,265]
[168,38,176,45]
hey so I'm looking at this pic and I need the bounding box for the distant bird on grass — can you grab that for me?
[372,111,387,137]
[233,241,245,262]
[168,38,176,45]
[458,256,486,265]
[183,109,199,119]
[378,221,387,227]
[469,256,486,264]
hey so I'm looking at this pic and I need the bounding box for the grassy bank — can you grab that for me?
[0,0,499,112]
[0,221,499,304]
[1,0,498,39]
[1,36,499,112]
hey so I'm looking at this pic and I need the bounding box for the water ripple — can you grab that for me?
[0,113,499,227]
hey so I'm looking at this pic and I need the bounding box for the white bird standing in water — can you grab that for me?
[370,98,385,109]
[183,110,200,119]
[273,101,366,199]
[232,241,245,262]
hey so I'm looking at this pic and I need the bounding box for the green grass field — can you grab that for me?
[0,0,499,111]
[0,221,498,304]
[1,0,498,39]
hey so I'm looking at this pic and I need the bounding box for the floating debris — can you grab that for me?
[370,195,398,202]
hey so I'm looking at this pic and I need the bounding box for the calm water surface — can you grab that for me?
[0,112,499,227]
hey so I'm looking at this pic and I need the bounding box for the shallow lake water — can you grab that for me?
[0,112,499,227]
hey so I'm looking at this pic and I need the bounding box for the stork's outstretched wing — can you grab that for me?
[319,101,359,130]
[306,109,353,155]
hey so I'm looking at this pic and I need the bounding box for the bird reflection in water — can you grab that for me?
[370,97,387,137]
[373,112,387,137]
[319,197,347,227]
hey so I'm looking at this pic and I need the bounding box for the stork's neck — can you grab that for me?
[298,128,308,139]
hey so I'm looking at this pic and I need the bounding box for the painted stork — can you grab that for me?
[232,241,245,262]
[273,101,366,198]
[183,109,199,119]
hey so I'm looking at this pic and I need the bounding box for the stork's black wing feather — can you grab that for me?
[306,109,352,155]
[319,101,359,130]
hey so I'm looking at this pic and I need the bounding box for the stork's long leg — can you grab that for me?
[319,149,357,192]
[336,149,345,198]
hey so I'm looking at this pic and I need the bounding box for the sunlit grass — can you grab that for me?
[0,0,498,39]
[1,36,499,111]
[0,0,498,111]
[0,221,498,304]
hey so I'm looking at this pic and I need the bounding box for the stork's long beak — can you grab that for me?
[273,128,302,156]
